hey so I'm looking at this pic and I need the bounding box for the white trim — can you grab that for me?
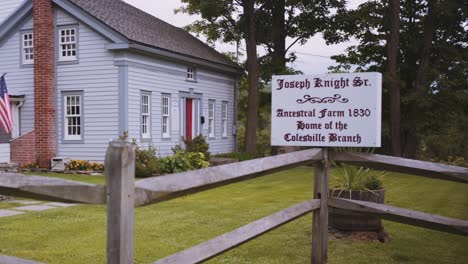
[21,32,34,65]
[162,94,170,138]
[0,143,10,163]
[11,103,19,138]
[10,129,33,141]
[193,99,201,136]
[208,100,215,138]
[222,101,228,137]
[64,94,82,140]
[186,66,196,81]
[141,92,151,139]
[58,27,77,61]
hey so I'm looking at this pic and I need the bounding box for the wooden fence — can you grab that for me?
[0,141,467,264]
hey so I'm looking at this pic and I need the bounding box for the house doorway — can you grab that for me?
[180,97,201,142]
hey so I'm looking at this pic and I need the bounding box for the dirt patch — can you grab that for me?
[329,226,392,243]
[0,195,14,202]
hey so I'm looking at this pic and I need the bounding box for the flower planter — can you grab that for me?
[329,189,385,231]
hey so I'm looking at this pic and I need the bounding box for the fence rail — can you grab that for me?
[1,143,468,264]
[135,148,322,206]
[154,199,320,264]
[0,172,105,204]
[329,197,468,236]
[331,151,468,183]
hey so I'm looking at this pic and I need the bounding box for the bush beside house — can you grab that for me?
[135,136,211,178]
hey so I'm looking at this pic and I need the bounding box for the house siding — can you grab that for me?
[0,15,35,134]
[0,0,24,24]
[0,5,237,162]
[123,53,236,156]
[55,9,119,161]
[0,144,10,163]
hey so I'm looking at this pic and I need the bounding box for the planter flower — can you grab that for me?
[329,163,387,231]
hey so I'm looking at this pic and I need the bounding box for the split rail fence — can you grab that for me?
[0,141,467,264]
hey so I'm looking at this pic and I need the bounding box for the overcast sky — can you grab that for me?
[122,0,365,74]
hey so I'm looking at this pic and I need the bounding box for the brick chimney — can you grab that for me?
[34,0,56,168]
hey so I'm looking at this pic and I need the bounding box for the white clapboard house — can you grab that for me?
[0,0,240,166]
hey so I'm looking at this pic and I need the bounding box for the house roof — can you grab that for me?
[67,0,239,69]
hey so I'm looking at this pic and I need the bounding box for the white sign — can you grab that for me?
[271,72,382,147]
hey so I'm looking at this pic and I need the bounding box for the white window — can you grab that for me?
[59,27,77,61]
[222,102,228,137]
[141,93,151,139]
[208,100,215,138]
[64,94,82,140]
[22,32,34,64]
[162,95,170,138]
[187,67,195,81]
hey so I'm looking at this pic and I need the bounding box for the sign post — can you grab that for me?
[271,72,382,264]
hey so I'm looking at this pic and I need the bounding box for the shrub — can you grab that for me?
[160,151,209,174]
[20,162,39,170]
[89,162,105,172]
[331,164,386,191]
[183,135,210,161]
[66,160,91,171]
[135,145,161,178]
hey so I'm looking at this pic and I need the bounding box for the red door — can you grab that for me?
[185,98,193,141]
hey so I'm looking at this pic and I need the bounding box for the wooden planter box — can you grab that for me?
[329,189,385,231]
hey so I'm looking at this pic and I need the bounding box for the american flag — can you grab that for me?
[0,74,14,134]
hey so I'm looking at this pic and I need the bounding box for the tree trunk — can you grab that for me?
[271,0,287,74]
[269,0,286,156]
[386,0,402,157]
[403,0,437,158]
[414,0,436,96]
[243,0,260,153]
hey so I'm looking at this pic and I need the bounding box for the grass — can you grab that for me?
[1,167,467,264]
[0,201,23,210]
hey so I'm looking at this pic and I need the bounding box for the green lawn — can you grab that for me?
[0,201,23,210]
[1,167,467,264]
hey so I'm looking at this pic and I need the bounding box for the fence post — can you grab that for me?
[105,141,136,264]
[312,148,330,264]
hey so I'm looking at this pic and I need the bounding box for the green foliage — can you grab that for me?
[183,135,211,161]
[331,164,386,191]
[118,131,129,142]
[88,162,105,173]
[135,146,161,178]
[66,160,91,171]
[160,151,210,174]
[133,139,211,177]
[4,168,468,263]
[419,92,468,160]
[430,156,468,168]
[324,0,468,157]
[236,77,272,155]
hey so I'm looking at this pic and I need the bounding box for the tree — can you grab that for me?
[256,0,346,80]
[386,0,402,156]
[178,0,261,153]
[179,0,345,153]
[325,0,467,158]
